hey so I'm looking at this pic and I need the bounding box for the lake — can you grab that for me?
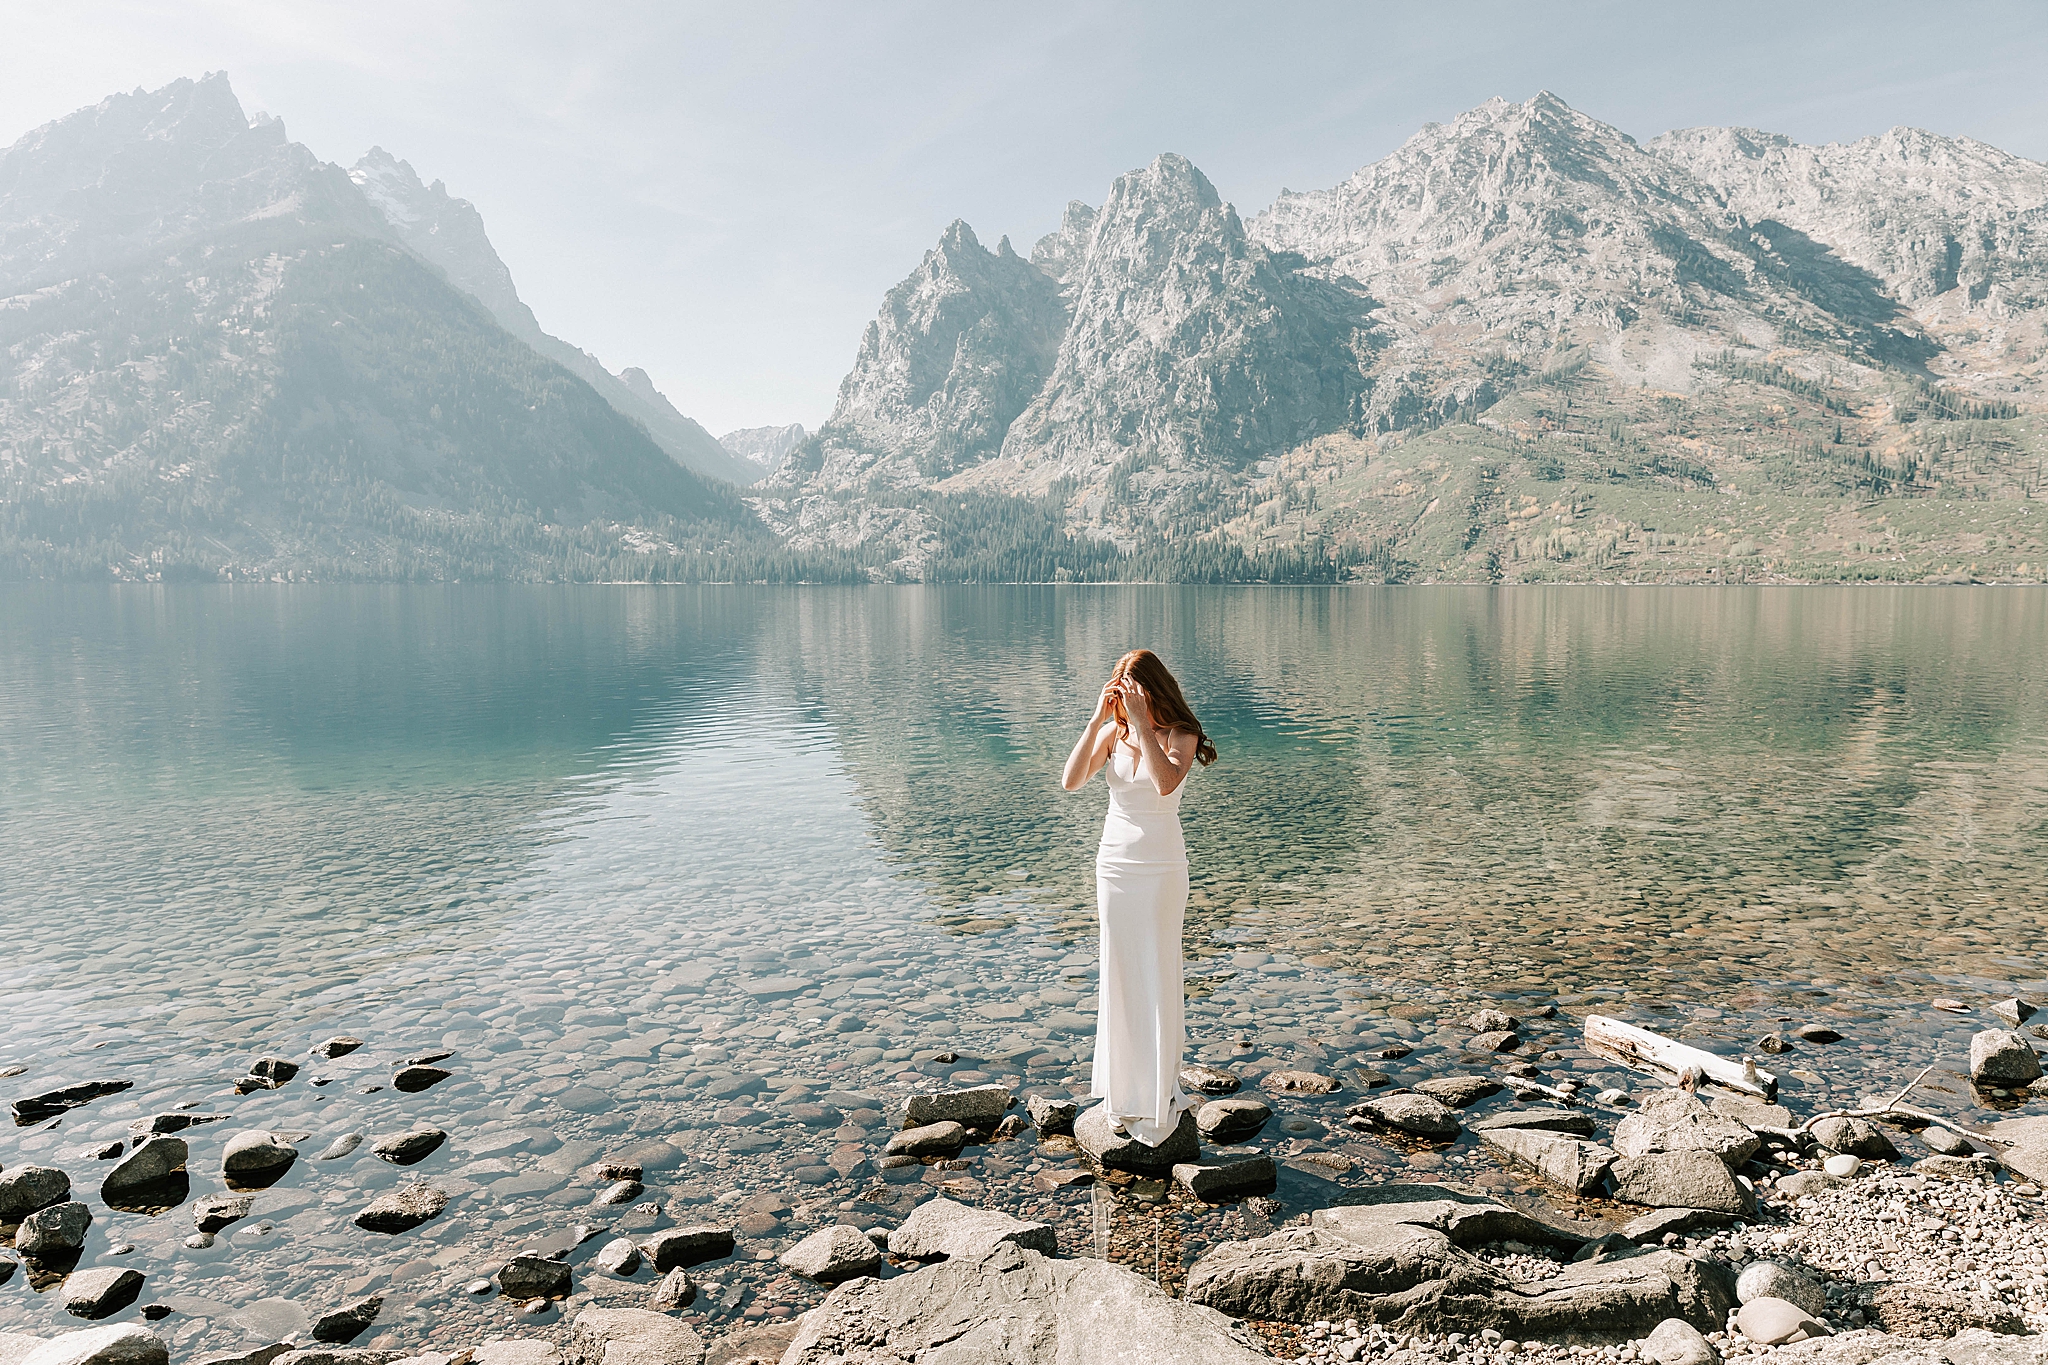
[2,585,2045,1348]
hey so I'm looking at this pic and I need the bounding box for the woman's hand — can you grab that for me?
[1094,679,1121,721]
[1122,679,1155,732]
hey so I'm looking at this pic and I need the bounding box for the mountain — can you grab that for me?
[762,94,2044,584]
[347,148,756,485]
[719,423,807,475]
[0,74,779,582]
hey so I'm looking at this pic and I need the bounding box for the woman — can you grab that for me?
[1060,649,1219,1145]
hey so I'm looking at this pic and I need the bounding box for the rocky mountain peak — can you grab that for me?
[719,423,809,475]
[1029,200,1097,301]
[350,145,533,332]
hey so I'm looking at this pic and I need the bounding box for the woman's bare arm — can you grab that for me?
[1061,683,1120,791]
[1123,682,1198,796]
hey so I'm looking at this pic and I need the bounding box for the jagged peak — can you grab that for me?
[995,234,1017,258]
[937,218,982,253]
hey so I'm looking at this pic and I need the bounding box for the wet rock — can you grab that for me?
[499,1256,572,1301]
[18,1324,167,1365]
[779,1225,882,1283]
[318,1135,363,1161]
[271,1351,404,1365]
[1178,1064,1241,1096]
[1988,999,2037,1029]
[1024,1095,1077,1134]
[127,1114,228,1139]
[1468,1009,1520,1033]
[1612,1090,1760,1167]
[193,1194,254,1234]
[18,1201,92,1257]
[595,1180,644,1206]
[640,1226,735,1272]
[0,1166,71,1222]
[353,1185,447,1234]
[1413,1076,1503,1108]
[1468,1108,1596,1137]
[62,1269,144,1321]
[1738,1296,1829,1345]
[564,1307,703,1365]
[1921,1126,1973,1157]
[1737,1261,1825,1317]
[1608,1152,1754,1215]
[1862,1283,2026,1337]
[1470,1031,1521,1052]
[1196,1098,1271,1143]
[888,1196,1055,1261]
[1173,1155,1277,1201]
[1757,1034,1792,1054]
[1791,1025,1842,1045]
[785,1242,1272,1365]
[370,1129,447,1166]
[310,1298,382,1345]
[1809,1117,1897,1161]
[1345,1092,1460,1141]
[1260,1070,1340,1095]
[310,1037,363,1059]
[1969,1030,2043,1086]
[1073,1104,1200,1172]
[704,1075,763,1102]
[1644,1317,1721,1365]
[98,1137,185,1203]
[221,1132,298,1186]
[1476,1129,1616,1195]
[884,1121,966,1157]
[647,1268,696,1312]
[391,1066,452,1093]
[247,1058,300,1087]
[11,1081,133,1126]
[900,1085,1012,1129]
[592,1238,641,1277]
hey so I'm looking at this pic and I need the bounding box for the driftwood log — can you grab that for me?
[1584,1014,1778,1101]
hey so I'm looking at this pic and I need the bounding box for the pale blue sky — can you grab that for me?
[6,2,2046,434]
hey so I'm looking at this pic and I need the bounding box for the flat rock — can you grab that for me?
[1921,1127,1974,1157]
[1738,1297,1829,1345]
[1346,1091,1460,1140]
[62,1270,144,1321]
[564,1308,705,1365]
[1072,1104,1200,1172]
[353,1185,447,1234]
[640,1227,734,1272]
[887,1196,1055,1261]
[1260,1069,1340,1095]
[371,1129,447,1166]
[1913,1155,2002,1181]
[1613,1091,1760,1166]
[1178,1064,1241,1096]
[1708,1097,1796,1130]
[1863,1283,2026,1338]
[310,1038,363,1059]
[900,1085,1012,1129]
[1792,1025,1842,1045]
[309,1298,382,1345]
[1969,1031,2043,1086]
[222,1132,297,1183]
[1621,1208,1738,1241]
[1468,1108,1597,1137]
[884,1121,965,1157]
[18,1202,92,1256]
[0,1166,71,1223]
[1196,1098,1271,1143]
[499,1256,572,1301]
[193,1195,254,1234]
[1173,1155,1277,1201]
[271,1352,404,1365]
[1738,1262,1827,1317]
[1776,1170,1843,1196]
[1414,1076,1503,1108]
[11,1082,133,1126]
[100,1138,185,1197]
[1023,1095,1077,1134]
[1470,1030,1521,1052]
[19,1326,167,1365]
[1477,1128,1616,1195]
[0,1335,46,1365]
[1313,1184,1587,1250]
[391,1066,452,1094]
[700,1323,799,1365]
[247,1057,300,1087]
[318,1135,363,1161]
[1644,1316,1721,1365]
[1610,1151,1754,1215]
[469,1345,559,1365]
[778,1225,882,1283]
[1810,1117,1898,1161]
[784,1242,1273,1365]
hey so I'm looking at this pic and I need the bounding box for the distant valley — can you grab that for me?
[2,79,2041,582]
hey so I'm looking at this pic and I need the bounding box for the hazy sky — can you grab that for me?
[6,2,2046,434]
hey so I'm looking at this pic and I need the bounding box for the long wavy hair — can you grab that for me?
[1110,649,1218,766]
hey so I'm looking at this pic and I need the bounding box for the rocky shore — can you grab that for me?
[3,941,2044,1365]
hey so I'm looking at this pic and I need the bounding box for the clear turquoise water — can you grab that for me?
[2,585,2045,1346]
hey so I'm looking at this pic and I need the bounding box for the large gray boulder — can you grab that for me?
[887,1197,1055,1261]
[222,1132,298,1184]
[100,1138,186,1201]
[1173,1155,1277,1202]
[1643,1317,1720,1365]
[18,1202,92,1257]
[1809,1117,1897,1161]
[1737,1262,1826,1318]
[779,1225,881,1284]
[1613,1091,1760,1167]
[901,1086,1013,1130]
[19,1327,168,1365]
[1072,1104,1199,1172]
[1969,1031,2043,1087]
[352,1185,447,1234]
[1313,1183,1586,1251]
[1196,1098,1271,1143]
[1346,1092,1460,1140]
[0,1167,71,1223]
[1609,1151,1755,1215]
[783,1242,1273,1364]
[564,1308,704,1365]
[1468,1108,1597,1138]
[1476,1128,1616,1195]
[61,1270,145,1321]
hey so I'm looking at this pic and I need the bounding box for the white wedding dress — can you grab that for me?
[1089,738,1193,1145]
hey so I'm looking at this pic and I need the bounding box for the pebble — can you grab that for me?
[1822,1154,1861,1178]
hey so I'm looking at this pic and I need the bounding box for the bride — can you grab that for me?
[1060,649,1218,1145]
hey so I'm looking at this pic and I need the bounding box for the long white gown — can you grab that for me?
[1089,737,1193,1145]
